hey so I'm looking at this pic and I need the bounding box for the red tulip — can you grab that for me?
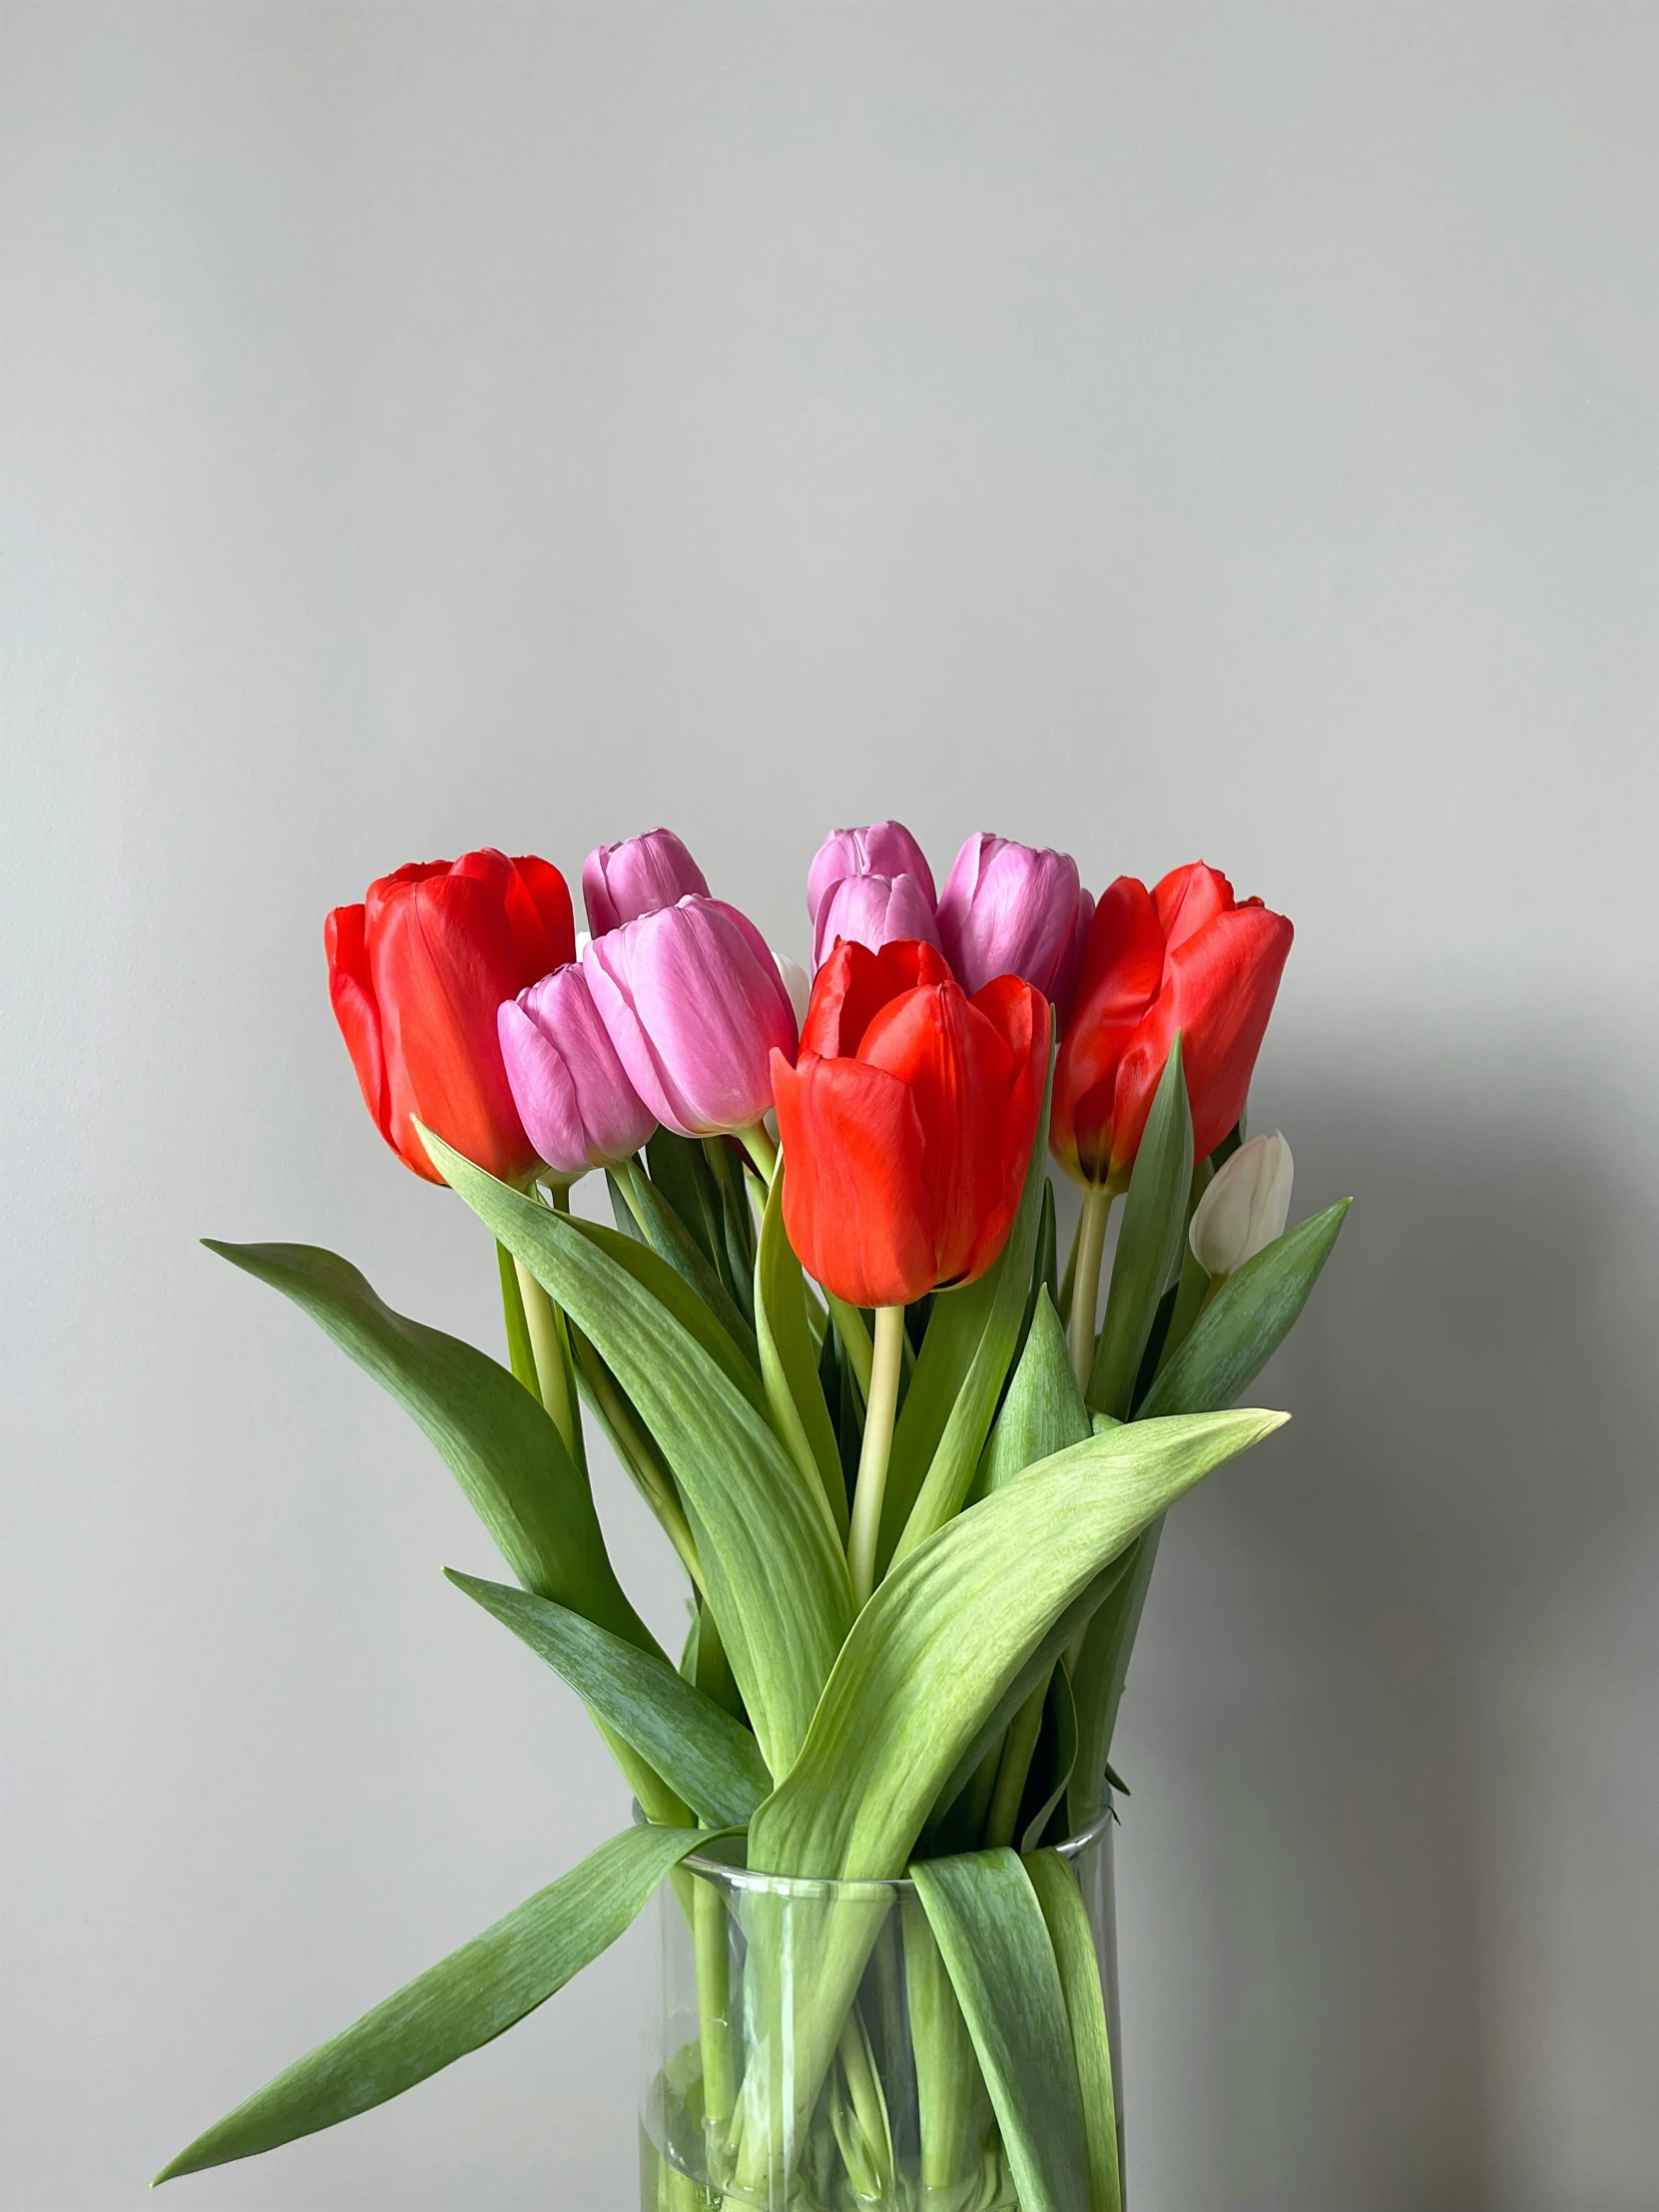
[1051,862,1292,1189]
[325,848,575,1185]
[772,940,1050,1309]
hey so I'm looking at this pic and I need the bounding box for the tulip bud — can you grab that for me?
[582,894,799,1139]
[806,821,936,923]
[936,832,1092,1008]
[811,869,943,971]
[498,964,656,1184]
[1188,1131,1294,1277]
[582,829,709,938]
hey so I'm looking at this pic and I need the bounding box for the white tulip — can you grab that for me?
[775,951,812,1029]
[1189,1131,1294,1278]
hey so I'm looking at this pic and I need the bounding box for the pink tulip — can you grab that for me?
[497,964,657,1183]
[806,820,939,973]
[582,895,798,1138]
[811,870,943,970]
[582,829,709,938]
[806,821,937,923]
[936,832,1094,1012]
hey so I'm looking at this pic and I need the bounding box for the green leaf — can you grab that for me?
[1138,1199,1352,1418]
[749,1407,1286,1881]
[1088,1039,1193,1418]
[1027,1850,1122,2211]
[561,1213,768,1419]
[202,1242,655,1656]
[881,1070,1055,1573]
[901,1895,996,2191]
[422,1132,852,1779]
[909,1851,1092,2212]
[445,1572,772,1828]
[976,1288,1091,1498]
[154,1823,713,2182]
[1019,1660,1079,1854]
[754,1165,848,1540]
[495,1240,540,1400]
[1066,1524,1162,1837]
[612,1157,760,1369]
[646,1129,731,1289]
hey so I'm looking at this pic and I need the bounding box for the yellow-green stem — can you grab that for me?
[1067,1186,1115,1392]
[514,1257,578,1457]
[736,1119,778,1185]
[847,1305,906,1607]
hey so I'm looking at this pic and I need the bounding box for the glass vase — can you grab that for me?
[639,1803,1121,2211]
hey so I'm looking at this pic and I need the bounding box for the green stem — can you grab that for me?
[847,1305,905,1606]
[694,1877,735,2130]
[514,1257,579,1459]
[736,1119,778,1185]
[983,1674,1049,1848]
[1067,1186,1114,1392]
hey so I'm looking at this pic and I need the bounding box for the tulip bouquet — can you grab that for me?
[160,824,1348,2211]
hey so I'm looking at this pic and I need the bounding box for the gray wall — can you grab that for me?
[4,7,1655,2207]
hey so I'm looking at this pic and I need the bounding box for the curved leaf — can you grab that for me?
[754,1164,847,1539]
[1088,1039,1192,1418]
[1138,1199,1351,1418]
[446,1571,771,1827]
[750,1408,1286,1880]
[202,1241,655,1655]
[909,1851,1091,2212]
[1027,1850,1122,2211]
[561,1212,767,1416]
[155,1823,712,2182]
[422,1131,852,1778]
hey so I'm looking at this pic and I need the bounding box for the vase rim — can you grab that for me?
[632,1794,1116,1900]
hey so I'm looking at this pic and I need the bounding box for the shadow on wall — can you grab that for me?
[1106,1034,1658,2212]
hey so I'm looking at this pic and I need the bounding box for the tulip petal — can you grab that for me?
[807,821,936,924]
[936,835,1086,1001]
[811,872,942,971]
[584,897,796,1139]
[324,903,391,1149]
[1112,903,1294,1167]
[1050,878,1166,1186]
[802,939,954,1060]
[1151,861,1233,953]
[859,983,1014,1290]
[368,870,534,1183]
[774,1051,936,1309]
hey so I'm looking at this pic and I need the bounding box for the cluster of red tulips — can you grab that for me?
[325,822,1293,1317]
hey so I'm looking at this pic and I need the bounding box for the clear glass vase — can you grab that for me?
[639,1803,1121,2211]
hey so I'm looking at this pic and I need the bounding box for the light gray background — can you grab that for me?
[4,6,1655,2208]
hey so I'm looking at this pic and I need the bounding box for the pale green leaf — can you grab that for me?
[1138,1198,1351,1418]
[422,1131,852,1779]
[1066,1525,1161,1836]
[561,1212,768,1417]
[445,1572,771,1828]
[749,1408,1286,1881]
[976,1287,1091,1498]
[754,1165,847,1539]
[155,1824,711,2182]
[1088,1039,1192,1418]
[202,1241,654,1656]
[1027,1850,1122,2211]
[1019,1661,1079,1854]
[909,1851,1091,2212]
[611,1159,760,1367]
